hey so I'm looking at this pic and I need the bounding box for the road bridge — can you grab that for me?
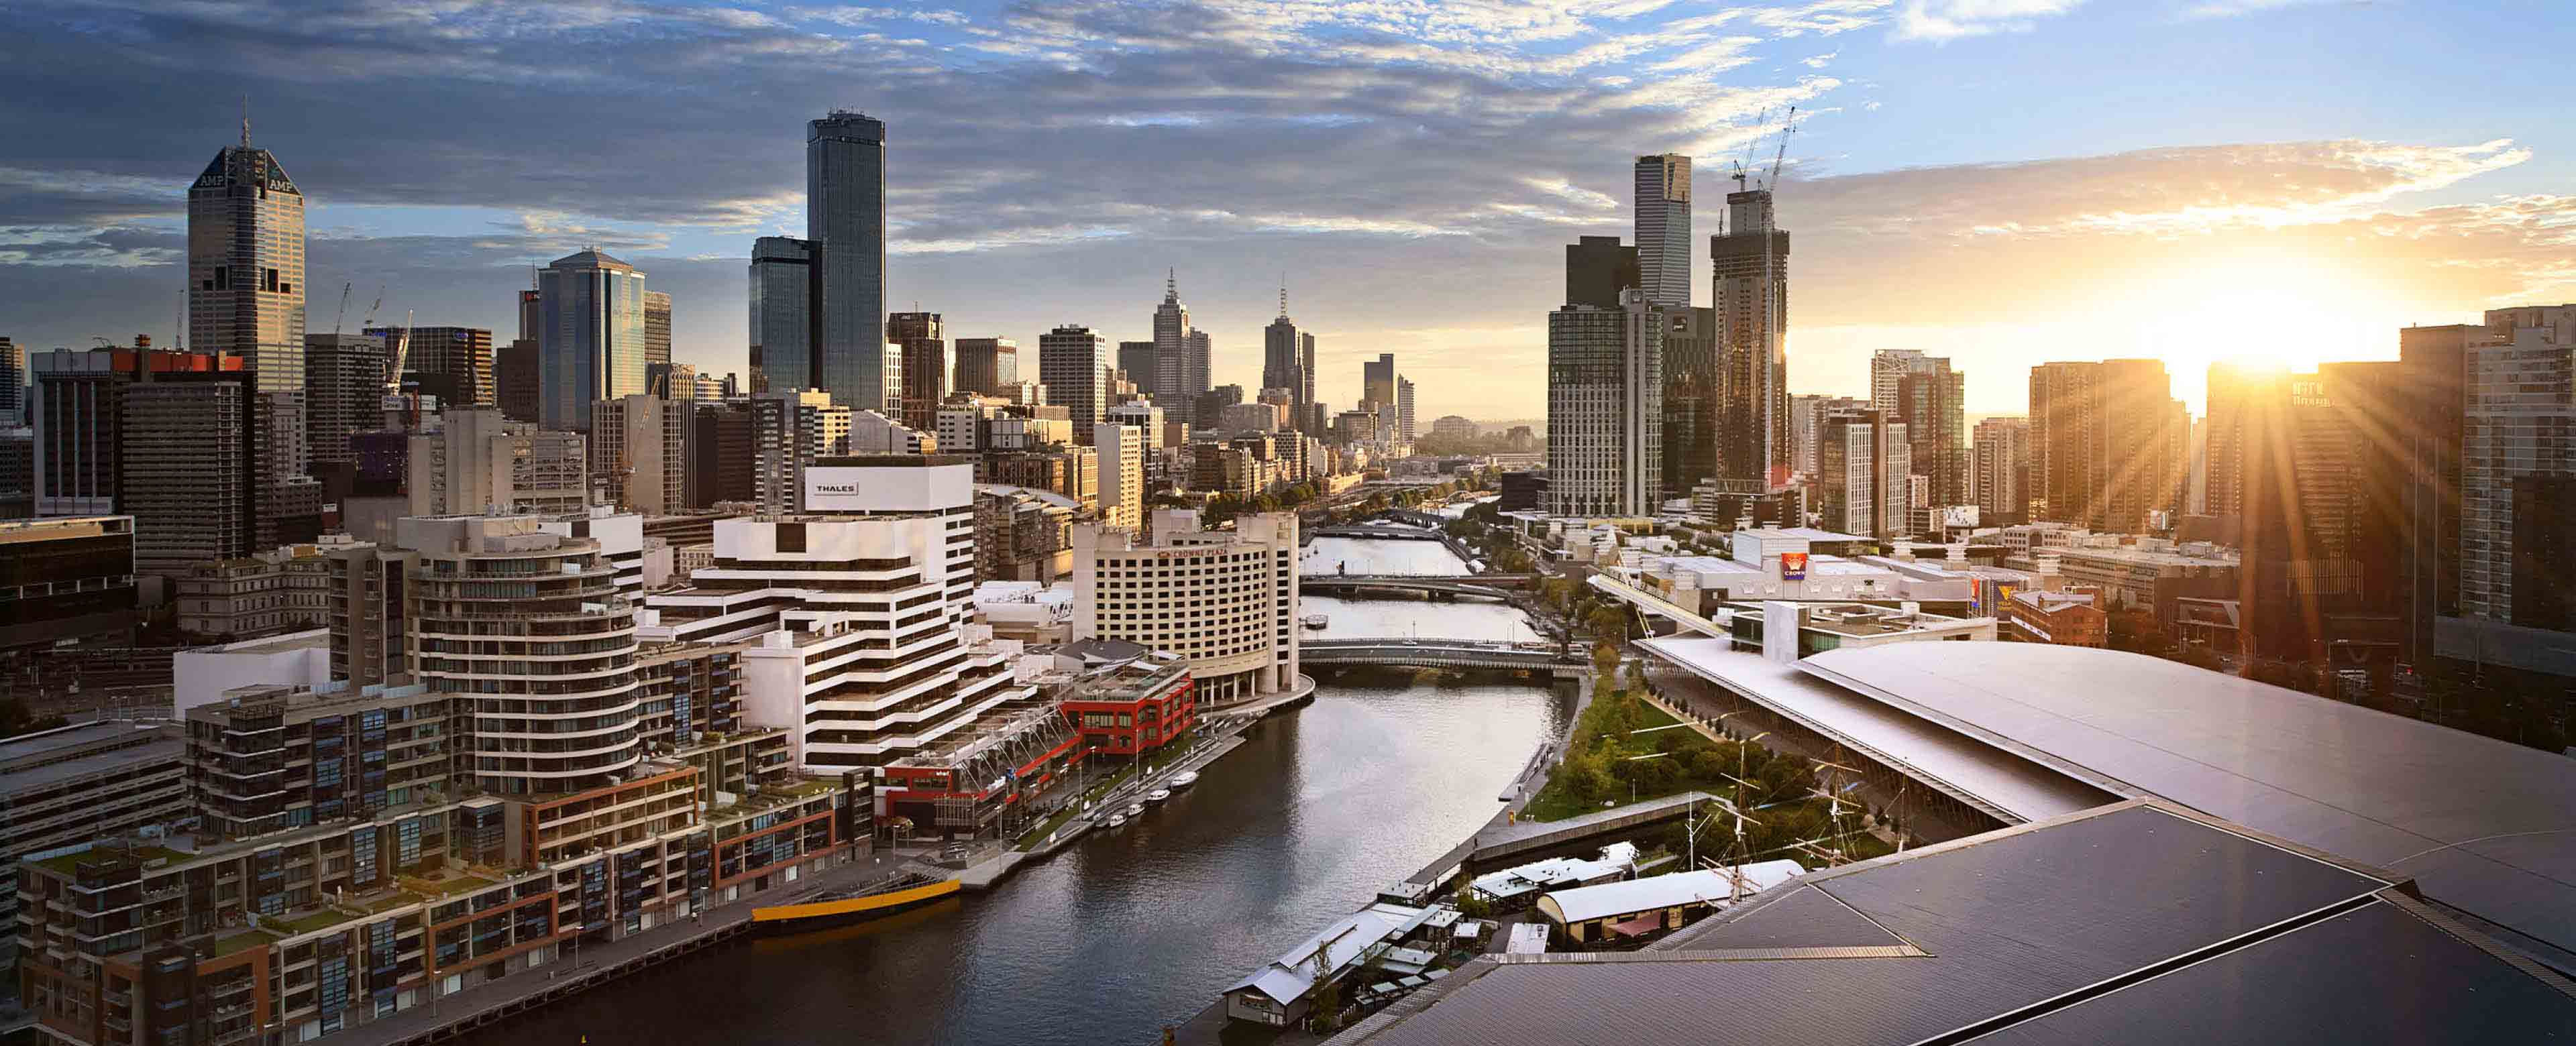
[1299,574,1536,599]
[1300,638,1582,677]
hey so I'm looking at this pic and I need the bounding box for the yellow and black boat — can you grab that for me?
[750,873,961,931]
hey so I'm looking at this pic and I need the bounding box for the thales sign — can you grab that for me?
[802,464,973,513]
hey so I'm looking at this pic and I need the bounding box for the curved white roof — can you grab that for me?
[1798,642,2576,956]
[1538,862,1807,923]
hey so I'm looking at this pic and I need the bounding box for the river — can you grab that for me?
[465,673,1566,1046]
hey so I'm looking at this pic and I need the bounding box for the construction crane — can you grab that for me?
[359,285,385,333]
[329,282,352,339]
[385,309,414,393]
[1729,107,1768,194]
[1764,105,1799,191]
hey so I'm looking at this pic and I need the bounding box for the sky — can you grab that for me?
[3,0,2571,421]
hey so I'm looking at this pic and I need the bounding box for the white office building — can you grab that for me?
[1073,510,1300,705]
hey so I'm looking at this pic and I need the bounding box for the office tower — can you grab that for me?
[1040,325,1110,445]
[750,235,815,395]
[1195,331,1220,404]
[955,337,1019,396]
[1364,353,1397,410]
[119,373,266,575]
[1789,394,1864,479]
[1150,270,1205,403]
[1545,289,1662,517]
[2396,323,2480,674]
[1196,385,1244,430]
[1073,510,1299,704]
[496,339,540,422]
[364,325,494,408]
[1263,291,1311,430]
[29,346,239,517]
[1972,416,2031,525]
[1871,349,1933,414]
[1397,376,1416,443]
[0,337,21,425]
[690,399,757,508]
[1118,341,1159,400]
[592,394,691,514]
[406,406,588,517]
[648,457,1038,770]
[188,121,306,393]
[1818,408,1910,538]
[1658,306,1720,497]
[303,332,388,469]
[1565,235,1640,310]
[537,249,649,430]
[644,290,672,369]
[1097,422,1143,530]
[2028,359,2188,530]
[809,111,890,410]
[2460,307,2575,624]
[1712,184,1790,489]
[888,310,947,431]
[749,390,840,513]
[401,514,640,795]
[1894,357,1967,506]
[1634,154,1692,308]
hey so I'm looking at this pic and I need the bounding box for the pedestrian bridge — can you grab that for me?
[1301,638,1583,677]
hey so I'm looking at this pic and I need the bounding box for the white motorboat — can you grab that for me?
[1301,614,1330,630]
[1145,788,1172,804]
[1124,802,1145,818]
[1105,813,1128,828]
[1168,770,1200,789]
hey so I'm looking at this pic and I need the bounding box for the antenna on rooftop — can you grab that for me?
[240,95,251,149]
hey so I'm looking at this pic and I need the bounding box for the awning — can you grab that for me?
[1605,914,1664,938]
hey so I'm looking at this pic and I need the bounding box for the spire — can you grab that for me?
[240,95,251,149]
[1277,276,1289,321]
[1164,267,1178,304]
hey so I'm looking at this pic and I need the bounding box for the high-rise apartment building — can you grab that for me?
[644,290,672,369]
[1040,325,1110,445]
[1096,422,1144,532]
[1972,416,2031,525]
[28,347,239,517]
[2396,323,2480,674]
[1546,288,1662,517]
[1870,349,1933,414]
[405,406,588,517]
[303,332,387,469]
[592,394,692,514]
[1893,356,1967,506]
[0,337,23,425]
[188,125,306,393]
[119,373,272,575]
[809,111,891,410]
[1660,306,1721,497]
[1633,154,1692,308]
[2028,359,2188,530]
[2460,307,2575,625]
[690,398,757,508]
[888,310,947,431]
[1073,510,1299,705]
[1397,376,1416,443]
[1790,394,1866,479]
[1712,186,1790,489]
[1818,408,1911,539]
[1152,272,1207,404]
[955,337,1019,396]
[749,235,815,395]
[401,514,641,795]
[537,249,649,430]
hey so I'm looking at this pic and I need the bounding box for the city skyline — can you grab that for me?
[3,2,2572,421]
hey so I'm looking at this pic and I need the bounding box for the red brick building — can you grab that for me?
[2004,587,2110,647]
[1056,641,1195,756]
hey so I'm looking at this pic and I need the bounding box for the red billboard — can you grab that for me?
[1780,552,1808,580]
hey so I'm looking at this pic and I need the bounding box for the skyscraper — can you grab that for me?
[2028,359,2188,530]
[1040,325,1110,445]
[1892,355,1966,506]
[1633,154,1692,308]
[0,337,22,426]
[537,249,649,430]
[1118,341,1159,400]
[2460,306,2575,624]
[808,111,890,410]
[1870,349,1933,414]
[1971,416,2031,525]
[888,311,947,432]
[1263,290,1311,431]
[1660,307,1721,497]
[1364,353,1397,410]
[303,333,387,469]
[1152,271,1204,402]
[1565,235,1640,310]
[749,235,814,395]
[188,119,307,394]
[1712,186,1789,489]
[1546,288,1662,518]
[1819,408,1910,538]
[954,337,1019,396]
[644,290,672,370]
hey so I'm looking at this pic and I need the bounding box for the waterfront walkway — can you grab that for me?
[352,851,910,1046]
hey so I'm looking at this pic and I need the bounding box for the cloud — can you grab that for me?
[1892,0,2087,41]
[2180,0,2351,17]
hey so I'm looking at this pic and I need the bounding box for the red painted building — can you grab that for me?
[1059,645,1195,756]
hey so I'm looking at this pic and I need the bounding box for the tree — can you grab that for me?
[1586,605,1631,643]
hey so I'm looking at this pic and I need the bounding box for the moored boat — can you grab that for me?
[1301,614,1330,630]
[750,874,959,931]
[1106,813,1128,828]
[1124,802,1145,818]
[1145,788,1172,804]
[1168,770,1199,789]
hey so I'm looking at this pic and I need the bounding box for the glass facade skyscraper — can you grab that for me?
[808,111,890,411]
[537,249,648,430]
[749,236,814,394]
[1633,154,1692,309]
[188,128,307,394]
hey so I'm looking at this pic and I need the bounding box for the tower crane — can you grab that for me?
[330,282,352,339]
[1764,106,1799,192]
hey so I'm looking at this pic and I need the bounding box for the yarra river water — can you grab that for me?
[469,534,1565,1046]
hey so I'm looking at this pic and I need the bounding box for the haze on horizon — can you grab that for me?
[2,0,2568,420]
